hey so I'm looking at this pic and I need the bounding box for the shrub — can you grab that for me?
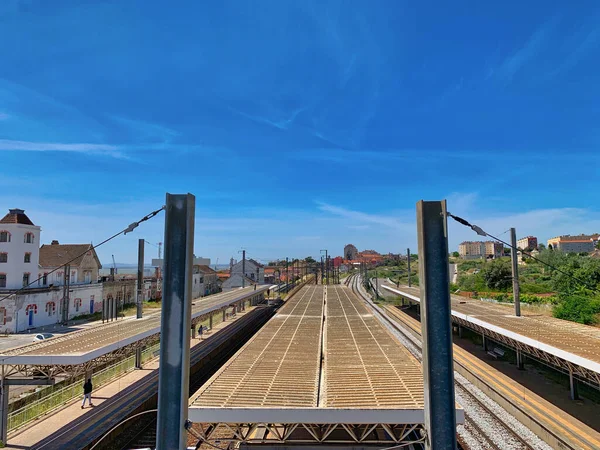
[553,294,600,324]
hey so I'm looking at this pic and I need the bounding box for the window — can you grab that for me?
[23,273,30,287]
[0,274,5,288]
[24,233,34,244]
[84,271,91,283]
[0,253,6,263]
[42,273,48,285]
[71,271,76,283]
[24,253,31,263]
[0,231,9,242]
[0,307,5,325]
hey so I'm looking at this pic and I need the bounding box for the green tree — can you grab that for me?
[452,251,460,258]
[553,293,600,324]
[480,259,512,291]
[304,256,316,264]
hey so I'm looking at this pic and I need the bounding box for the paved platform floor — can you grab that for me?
[4,309,255,450]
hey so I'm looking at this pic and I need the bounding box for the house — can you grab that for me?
[0,209,41,289]
[222,273,256,291]
[230,258,264,284]
[547,234,600,253]
[192,264,219,298]
[39,240,102,286]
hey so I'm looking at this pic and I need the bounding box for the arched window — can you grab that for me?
[26,304,37,315]
[74,298,82,312]
[0,231,10,243]
[46,302,56,316]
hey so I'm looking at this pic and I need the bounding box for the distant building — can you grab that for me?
[230,258,264,284]
[333,256,344,268]
[547,234,600,253]
[517,236,538,251]
[458,241,485,259]
[0,209,41,289]
[192,264,219,298]
[344,244,358,260]
[484,241,503,259]
[222,274,256,291]
[39,240,102,286]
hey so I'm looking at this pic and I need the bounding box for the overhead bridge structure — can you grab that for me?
[189,285,464,447]
[381,283,600,397]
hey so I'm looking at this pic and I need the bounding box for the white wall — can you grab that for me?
[0,223,41,289]
[0,284,102,333]
[230,260,264,283]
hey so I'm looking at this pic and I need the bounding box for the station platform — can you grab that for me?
[4,307,261,450]
[189,285,462,447]
[381,283,600,389]
[0,285,269,367]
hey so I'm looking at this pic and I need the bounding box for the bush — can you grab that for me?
[520,282,552,294]
[553,294,600,324]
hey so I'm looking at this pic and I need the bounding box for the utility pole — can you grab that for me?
[137,239,144,319]
[510,228,521,317]
[62,265,70,324]
[407,248,411,287]
[156,193,195,450]
[238,249,246,288]
[286,257,289,292]
[417,200,456,450]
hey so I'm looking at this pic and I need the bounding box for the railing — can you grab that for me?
[7,342,160,433]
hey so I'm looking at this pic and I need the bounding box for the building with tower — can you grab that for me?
[344,244,358,260]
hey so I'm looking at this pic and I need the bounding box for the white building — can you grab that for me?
[192,265,219,298]
[39,241,102,286]
[222,274,256,291]
[0,284,103,333]
[0,209,41,289]
[230,258,264,284]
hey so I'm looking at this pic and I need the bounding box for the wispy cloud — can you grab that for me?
[110,115,180,142]
[495,17,558,83]
[316,201,410,230]
[228,105,306,131]
[0,139,124,157]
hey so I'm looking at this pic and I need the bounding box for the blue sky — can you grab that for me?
[1,0,600,265]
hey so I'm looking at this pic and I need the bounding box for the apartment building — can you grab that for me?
[547,234,600,253]
[517,236,538,251]
[458,241,485,259]
[484,241,504,259]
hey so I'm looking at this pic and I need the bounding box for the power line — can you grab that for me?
[0,205,165,303]
[447,212,599,295]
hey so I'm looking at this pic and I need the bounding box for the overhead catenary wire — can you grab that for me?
[0,205,165,303]
[447,211,600,295]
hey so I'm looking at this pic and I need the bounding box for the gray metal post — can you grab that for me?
[209,314,213,330]
[0,370,7,444]
[135,348,142,369]
[407,248,411,287]
[416,200,457,450]
[482,334,488,351]
[516,349,524,370]
[102,299,106,323]
[569,368,579,400]
[156,193,195,450]
[62,265,70,324]
[191,325,196,339]
[137,239,144,319]
[510,228,521,317]
[223,309,226,321]
[242,250,246,288]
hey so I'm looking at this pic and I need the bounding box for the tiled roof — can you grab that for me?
[39,242,102,268]
[196,265,217,274]
[246,258,264,268]
[0,209,35,226]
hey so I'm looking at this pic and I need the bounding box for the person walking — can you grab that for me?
[82,378,94,408]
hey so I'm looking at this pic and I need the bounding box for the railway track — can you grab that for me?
[349,274,549,450]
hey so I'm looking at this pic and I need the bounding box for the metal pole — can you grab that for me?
[0,367,7,444]
[286,257,289,291]
[242,250,246,288]
[510,228,521,317]
[156,193,195,450]
[325,250,329,285]
[407,248,411,287]
[137,239,144,319]
[417,200,457,450]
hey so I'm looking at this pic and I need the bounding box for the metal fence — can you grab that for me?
[8,342,160,432]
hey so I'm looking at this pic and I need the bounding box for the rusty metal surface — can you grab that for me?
[388,284,600,366]
[323,286,423,408]
[0,286,268,358]
[192,285,324,407]
[191,285,424,411]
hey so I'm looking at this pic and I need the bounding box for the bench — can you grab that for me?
[487,347,505,359]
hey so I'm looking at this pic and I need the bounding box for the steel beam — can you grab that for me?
[156,193,195,450]
[416,200,457,450]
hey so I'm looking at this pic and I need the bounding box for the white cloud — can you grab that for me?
[316,201,412,231]
[0,139,123,157]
